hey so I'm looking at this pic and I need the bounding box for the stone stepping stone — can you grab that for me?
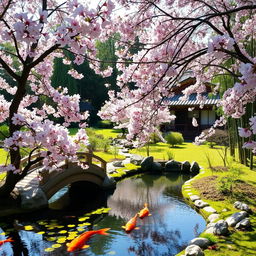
[185,245,204,256]
[194,200,209,208]
[189,237,211,249]
[189,195,200,202]
[208,213,220,223]
[203,206,217,213]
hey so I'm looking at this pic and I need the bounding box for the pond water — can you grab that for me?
[0,173,206,256]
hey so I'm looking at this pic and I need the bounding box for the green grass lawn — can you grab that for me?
[69,127,122,139]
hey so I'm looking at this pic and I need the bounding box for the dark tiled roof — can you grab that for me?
[166,93,220,106]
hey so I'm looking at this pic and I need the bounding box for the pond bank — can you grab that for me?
[177,167,256,256]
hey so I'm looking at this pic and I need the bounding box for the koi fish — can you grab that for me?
[138,203,151,219]
[66,228,110,252]
[122,214,139,233]
[0,238,14,246]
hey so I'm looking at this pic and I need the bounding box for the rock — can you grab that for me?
[203,206,217,213]
[205,220,229,235]
[194,200,209,208]
[20,187,48,210]
[182,161,191,172]
[185,245,204,256]
[122,158,131,165]
[165,160,182,172]
[213,220,229,235]
[112,161,125,167]
[208,214,220,223]
[150,162,162,172]
[189,195,200,202]
[140,156,154,171]
[189,237,211,249]
[235,218,251,229]
[234,201,251,213]
[130,154,144,165]
[190,161,200,174]
[102,175,116,189]
[226,211,248,227]
[121,148,129,153]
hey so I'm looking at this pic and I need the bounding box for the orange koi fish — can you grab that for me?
[66,228,110,252]
[138,203,151,219]
[0,238,14,246]
[122,214,139,233]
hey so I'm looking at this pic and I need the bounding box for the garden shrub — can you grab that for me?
[149,132,162,144]
[165,132,184,147]
[0,124,9,141]
[203,128,229,147]
[87,128,111,152]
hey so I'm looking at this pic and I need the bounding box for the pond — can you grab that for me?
[0,173,206,256]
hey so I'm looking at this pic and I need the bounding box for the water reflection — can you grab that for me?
[0,173,205,256]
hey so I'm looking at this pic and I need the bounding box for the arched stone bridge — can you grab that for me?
[15,152,115,210]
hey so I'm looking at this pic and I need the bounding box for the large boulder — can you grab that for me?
[112,160,125,167]
[233,201,251,213]
[185,245,204,256]
[150,162,163,172]
[226,211,248,227]
[102,175,116,189]
[140,156,154,171]
[190,161,200,174]
[189,238,211,249]
[130,154,144,165]
[20,187,48,210]
[213,219,229,235]
[165,160,182,172]
[205,219,229,235]
[235,218,251,230]
[182,161,191,172]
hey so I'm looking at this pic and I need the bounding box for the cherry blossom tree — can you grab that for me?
[0,0,115,197]
[99,0,256,162]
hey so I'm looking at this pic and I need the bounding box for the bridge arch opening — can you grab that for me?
[48,181,111,211]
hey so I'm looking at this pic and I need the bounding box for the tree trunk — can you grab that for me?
[0,172,23,198]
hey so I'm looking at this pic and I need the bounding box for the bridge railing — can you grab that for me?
[20,151,107,173]
[76,152,107,172]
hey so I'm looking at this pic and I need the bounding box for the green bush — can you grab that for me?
[165,132,184,147]
[149,132,162,144]
[87,128,111,152]
[0,124,9,141]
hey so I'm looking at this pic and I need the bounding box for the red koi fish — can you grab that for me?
[0,238,14,246]
[122,214,139,233]
[66,228,110,252]
[138,203,151,219]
